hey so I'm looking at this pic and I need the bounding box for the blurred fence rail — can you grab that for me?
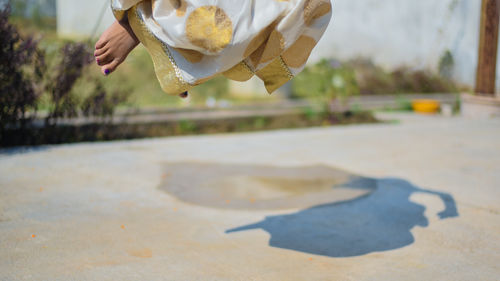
[31,93,458,127]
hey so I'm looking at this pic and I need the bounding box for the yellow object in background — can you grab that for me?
[412,99,441,114]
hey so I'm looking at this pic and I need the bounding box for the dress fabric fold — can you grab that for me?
[111,0,332,95]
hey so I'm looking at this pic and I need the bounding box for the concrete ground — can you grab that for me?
[0,112,499,281]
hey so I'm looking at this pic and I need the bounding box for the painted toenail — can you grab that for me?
[96,59,100,63]
[104,69,110,75]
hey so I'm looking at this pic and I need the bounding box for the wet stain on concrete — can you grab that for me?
[158,163,377,210]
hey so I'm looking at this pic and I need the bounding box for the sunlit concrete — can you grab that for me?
[1,112,499,280]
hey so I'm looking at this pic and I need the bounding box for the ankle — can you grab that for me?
[118,20,139,43]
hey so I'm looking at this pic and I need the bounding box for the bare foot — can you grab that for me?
[94,20,139,75]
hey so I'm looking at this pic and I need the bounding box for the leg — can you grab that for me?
[94,20,139,75]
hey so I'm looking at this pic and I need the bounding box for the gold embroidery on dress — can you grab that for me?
[128,3,191,95]
[256,56,293,94]
[173,47,204,63]
[223,61,255,82]
[186,6,233,53]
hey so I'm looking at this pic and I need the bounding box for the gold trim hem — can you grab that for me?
[256,56,294,94]
[128,4,191,96]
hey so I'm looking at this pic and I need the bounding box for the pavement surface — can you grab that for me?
[1,112,499,280]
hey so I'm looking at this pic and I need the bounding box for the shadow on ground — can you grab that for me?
[0,145,51,155]
[226,177,458,257]
[159,162,458,258]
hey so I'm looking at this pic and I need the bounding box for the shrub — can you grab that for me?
[349,59,395,95]
[291,59,359,112]
[44,42,94,125]
[438,50,454,79]
[80,80,130,120]
[0,5,131,145]
[348,58,459,95]
[0,5,45,135]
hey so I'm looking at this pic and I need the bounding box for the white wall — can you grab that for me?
[56,0,114,39]
[57,0,498,91]
[312,0,497,90]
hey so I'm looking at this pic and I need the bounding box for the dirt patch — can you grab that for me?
[127,248,153,258]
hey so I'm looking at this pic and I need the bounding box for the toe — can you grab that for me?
[101,59,120,76]
[95,51,113,66]
[95,38,108,50]
[94,45,108,57]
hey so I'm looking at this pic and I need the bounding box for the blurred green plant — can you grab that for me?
[189,75,230,104]
[453,93,461,114]
[438,50,454,79]
[292,59,359,113]
[80,80,130,120]
[349,58,461,95]
[31,4,42,26]
[394,96,413,111]
[43,42,93,125]
[177,119,197,134]
[302,106,321,121]
[252,116,267,129]
[9,0,27,17]
[350,59,395,95]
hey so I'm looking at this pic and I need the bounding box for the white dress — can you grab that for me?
[111,0,332,96]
